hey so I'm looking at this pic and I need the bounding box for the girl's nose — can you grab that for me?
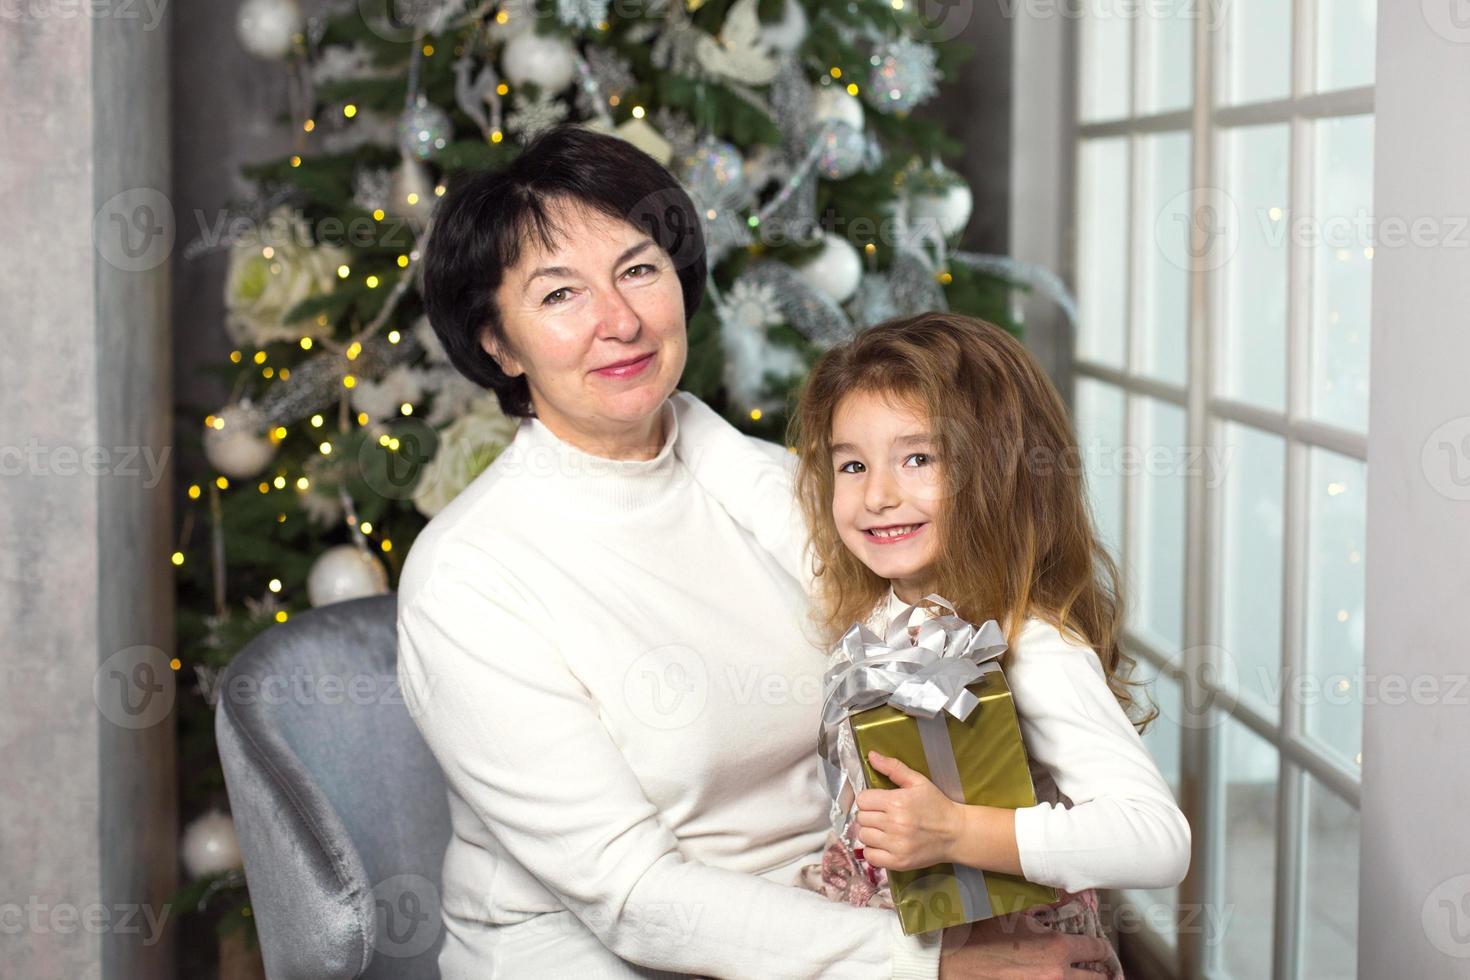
[863,467,900,511]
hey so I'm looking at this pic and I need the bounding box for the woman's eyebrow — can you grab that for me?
[521,239,655,294]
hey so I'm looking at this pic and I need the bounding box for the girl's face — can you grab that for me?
[829,389,945,603]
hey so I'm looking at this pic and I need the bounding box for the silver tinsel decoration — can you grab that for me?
[506,92,570,143]
[397,97,452,159]
[850,270,899,328]
[866,36,939,114]
[254,333,424,429]
[556,0,609,30]
[887,245,949,315]
[951,250,1080,327]
[741,259,855,347]
[352,167,391,215]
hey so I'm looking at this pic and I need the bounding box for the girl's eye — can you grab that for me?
[903,452,933,467]
[837,460,865,474]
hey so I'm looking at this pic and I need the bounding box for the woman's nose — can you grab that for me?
[594,285,641,341]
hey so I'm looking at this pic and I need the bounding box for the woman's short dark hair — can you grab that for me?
[421,123,707,418]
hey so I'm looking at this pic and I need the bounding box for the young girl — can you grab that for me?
[673,312,1190,976]
[787,312,1187,975]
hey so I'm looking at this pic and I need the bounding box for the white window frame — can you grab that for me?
[1016,2,1374,977]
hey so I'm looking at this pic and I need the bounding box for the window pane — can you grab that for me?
[1077,138,1130,368]
[1076,379,1126,561]
[1316,0,1377,92]
[1139,0,1194,114]
[1218,125,1290,412]
[1137,131,1191,385]
[1301,778,1360,978]
[1216,423,1285,720]
[1130,396,1187,650]
[1123,668,1183,952]
[1311,115,1374,433]
[1218,0,1292,106]
[1080,0,1133,122]
[1219,714,1278,980]
[1304,449,1366,772]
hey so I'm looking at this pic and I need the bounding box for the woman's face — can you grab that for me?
[486,197,688,448]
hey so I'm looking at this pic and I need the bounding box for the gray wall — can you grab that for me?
[1359,4,1470,977]
[1,5,176,979]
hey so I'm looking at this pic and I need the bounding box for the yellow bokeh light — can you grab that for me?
[300,337,313,350]
[170,551,184,566]
[344,104,358,118]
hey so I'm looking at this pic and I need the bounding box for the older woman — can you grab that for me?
[399,123,1112,979]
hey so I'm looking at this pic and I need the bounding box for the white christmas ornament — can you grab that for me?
[811,86,865,133]
[235,0,303,60]
[181,810,243,879]
[307,544,390,607]
[798,232,863,305]
[908,181,974,238]
[388,156,436,223]
[758,0,808,53]
[501,33,578,94]
[204,403,277,480]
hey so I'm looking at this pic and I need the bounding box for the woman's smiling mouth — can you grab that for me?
[591,351,656,379]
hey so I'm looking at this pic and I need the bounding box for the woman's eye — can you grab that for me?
[624,262,656,279]
[837,460,865,474]
[542,287,571,306]
[903,453,933,467]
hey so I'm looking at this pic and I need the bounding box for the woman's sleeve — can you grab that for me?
[1005,623,1193,894]
[396,566,941,979]
[669,391,817,594]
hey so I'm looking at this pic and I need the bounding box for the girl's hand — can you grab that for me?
[854,750,963,871]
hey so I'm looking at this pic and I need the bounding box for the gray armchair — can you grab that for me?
[216,594,452,979]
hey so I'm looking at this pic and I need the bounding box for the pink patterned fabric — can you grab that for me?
[796,832,1124,978]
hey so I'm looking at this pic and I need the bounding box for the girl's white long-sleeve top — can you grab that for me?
[395,392,943,979]
[669,393,1192,896]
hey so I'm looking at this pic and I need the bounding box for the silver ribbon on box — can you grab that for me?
[818,594,1008,922]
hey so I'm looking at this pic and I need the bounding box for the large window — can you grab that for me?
[1070,1,1375,977]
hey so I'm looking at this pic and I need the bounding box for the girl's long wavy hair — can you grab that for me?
[788,312,1155,730]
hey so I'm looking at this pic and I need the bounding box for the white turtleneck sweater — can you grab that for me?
[669,394,1192,897]
[395,392,942,979]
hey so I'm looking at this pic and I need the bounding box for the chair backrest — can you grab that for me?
[216,593,451,980]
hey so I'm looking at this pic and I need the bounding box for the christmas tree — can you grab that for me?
[171,0,1030,956]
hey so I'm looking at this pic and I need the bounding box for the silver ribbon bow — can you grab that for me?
[818,593,1008,924]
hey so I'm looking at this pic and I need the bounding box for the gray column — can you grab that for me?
[1360,5,1470,979]
[0,4,176,979]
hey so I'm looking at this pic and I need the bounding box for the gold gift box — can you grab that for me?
[851,668,1058,935]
